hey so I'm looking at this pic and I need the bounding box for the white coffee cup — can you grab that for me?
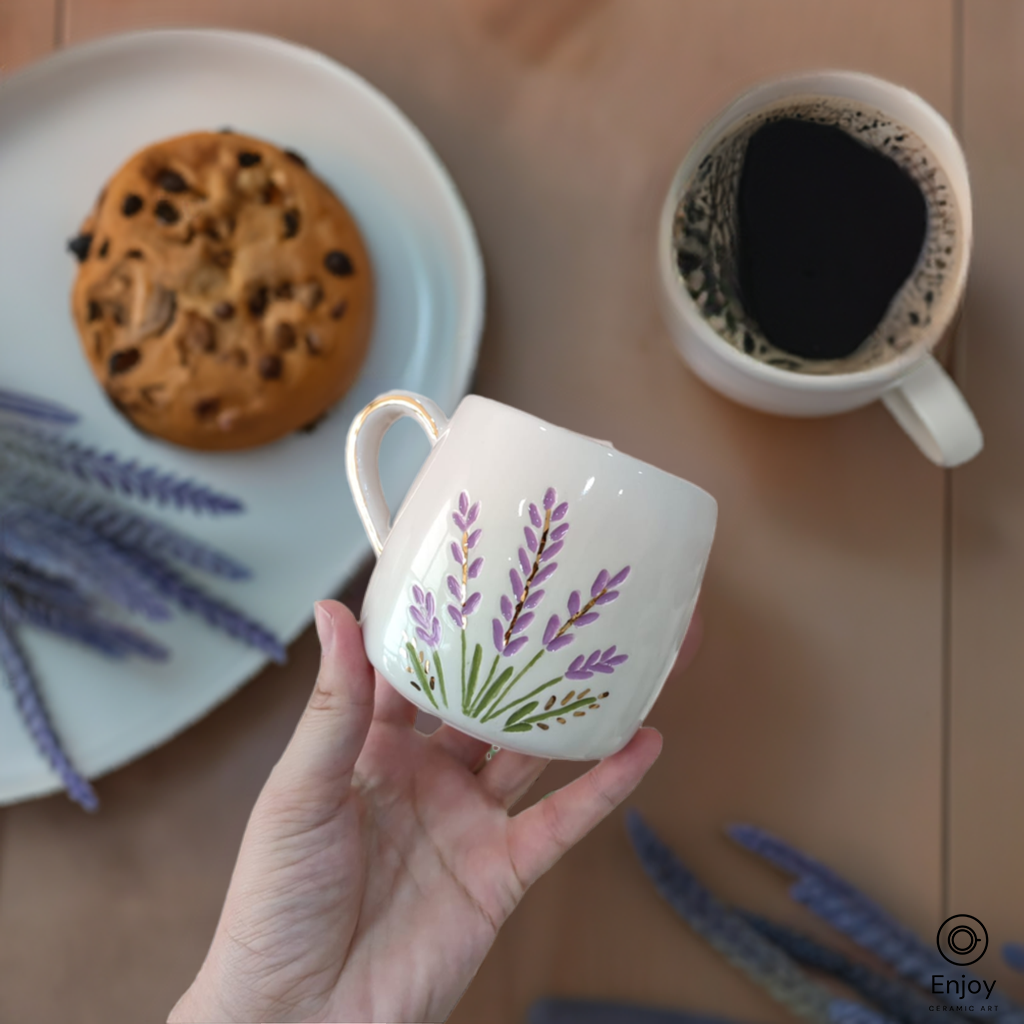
[658,70,982,468]
[346,391,717,760]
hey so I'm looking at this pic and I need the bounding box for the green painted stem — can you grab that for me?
[460,630,467,711]
[464,643,484,713]
[485,675,564,724]
[468,655,499,717]
[406,642,438,709]
[435,654,448,708]
[470,665,513,719]
[521,694,599,725]
[477,649,545,720]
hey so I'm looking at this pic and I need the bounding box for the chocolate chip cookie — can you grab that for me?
[69,130,374,450]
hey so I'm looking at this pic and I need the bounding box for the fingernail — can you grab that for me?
[314,601,334,655]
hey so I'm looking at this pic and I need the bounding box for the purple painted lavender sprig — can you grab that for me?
[446,491,483,629]
[626,811,888,1024]
[541,566,630,653]
[0,388,78,426]
[564,645,628,680]
[410,585,442,648]
[0,421,243,513]
[0,615,98,811]
[492,487,567,659]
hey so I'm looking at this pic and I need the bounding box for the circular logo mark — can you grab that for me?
[937,914,989,965]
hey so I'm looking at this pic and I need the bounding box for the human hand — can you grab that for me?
[169,599,702,1024]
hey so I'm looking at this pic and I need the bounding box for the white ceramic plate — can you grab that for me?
[0,29,484,804]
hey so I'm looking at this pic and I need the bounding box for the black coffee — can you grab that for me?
[736,118,928,361]
[672,97,961,374]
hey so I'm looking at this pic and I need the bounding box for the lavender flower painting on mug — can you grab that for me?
[402,487,630,734]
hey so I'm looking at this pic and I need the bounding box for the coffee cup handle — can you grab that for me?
[345,391,450,555]
[881,355,983,467]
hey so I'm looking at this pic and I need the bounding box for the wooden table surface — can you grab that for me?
[2,1,1024,1021]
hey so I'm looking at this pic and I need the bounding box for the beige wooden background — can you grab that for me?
[1,1,1023,1021]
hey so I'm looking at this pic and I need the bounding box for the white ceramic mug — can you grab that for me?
[345,391,717,760]
[658,70,983,468]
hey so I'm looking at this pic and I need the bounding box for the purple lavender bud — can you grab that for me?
[576,612,600,628]
[447,575,461,600]
[501,595,514,621]
[459,491,469,515]
[524,588,545,610]
[467,529,482,549]
[591,569,610,597]
[529,503,542,528]
[511,612,534,635]
[467,502,480,526]
[425,591,435,618]
[430,620,442,647]
[453,512,467,531]
[416,626,433,645]
[592,662,615,674]
[410,606,428,629]
[492,618,505,652]
[609,566,631,587]
[412,584,425,605]
[552,502,569,522]
[543,487,556,510]
[504,635,529,657]
[463,592,482,616]
[547,634,574,652]
[540,540,563,563]
[468,557,484,580]
[534,562,558,585]
[566,654,589,679]
[550,523,570,542]
[603,645,617,659]
[450,541,464,565]
[568,591,581,616]
[543,615,560,646]
[595,590,619,605]
[524,527,538,552]
[510,568,524,598]
[608,653,628,667]
[448,606,464,628]
[518,548,531,575]
[585,650,602,671]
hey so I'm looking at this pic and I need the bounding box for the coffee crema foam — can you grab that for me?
[672,97,962,374]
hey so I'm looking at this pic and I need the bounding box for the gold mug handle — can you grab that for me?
[345,391,449,555]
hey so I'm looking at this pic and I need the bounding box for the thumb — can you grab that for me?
[263,600,376,811]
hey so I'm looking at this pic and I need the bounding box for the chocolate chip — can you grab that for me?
[155,199,180,224]
[324,250,354,276]
[260,183,279,205]
[259,354,283,380]
[195,397,221,418]
[108,348,141,375]
[213,301,235,320]
[238,151,262,167]
[67,233,93,262]
[284,149,307,168]
[211,249,233,268]
[184,314,217,353]
[87,300,102,322]
[156,169,188,193]
[126,248,144,259]
[274,322,296,350]
[274,282,293,299]
[98,239,110,259]
[283,209,300,239]
[122,194,143,216]
[305,330,323,355]
[248,285,269,317]
[295,280,323,310]
[330,300,348,320]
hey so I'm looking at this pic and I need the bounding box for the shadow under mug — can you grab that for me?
[658,70,983,468]
[345,391,717,760]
